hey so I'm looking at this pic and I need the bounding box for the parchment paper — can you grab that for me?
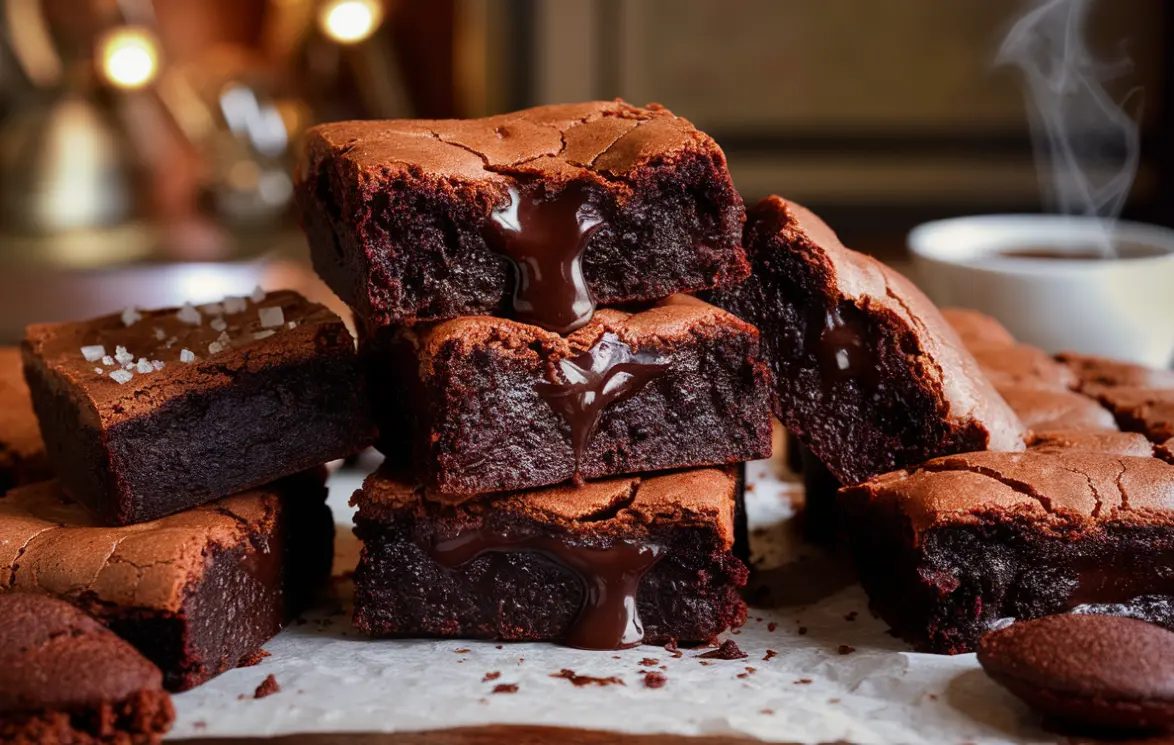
[169,455,1056,744]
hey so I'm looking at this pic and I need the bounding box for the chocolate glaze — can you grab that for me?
[536,333,667,473]
[489,184,604,333]
[816,306,872,383]
[429,527,663,650]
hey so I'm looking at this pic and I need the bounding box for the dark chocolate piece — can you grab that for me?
[366,296,772,496]
[0,471,333,690]
[22,290,375,524]
[0,593,174,744]
[352,466,748,648]
[978,614,1174,731]
[297,101,749,328]
[708,196,1026,485]
[839,450,1174,654]
[0,347,49,493]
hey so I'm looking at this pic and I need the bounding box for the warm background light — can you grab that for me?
[97,26,160,89]
[319,0,383,44]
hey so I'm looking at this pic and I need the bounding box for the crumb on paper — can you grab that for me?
[794,679,813,685]
[239,649,271,667]
[254,674,280,699]
[642,672,667,689]
[761,709,774,716]
[838,645,856,655]
[550,669,625,687]
[482,672,500,683]
[454,648,470,654]
[798,626,808,635]
[639,658,658,667]
[763,649,778,661]
[664,639,683,659]
[697,640,747,660]
[767,622,778,632]
[492,683,518,694]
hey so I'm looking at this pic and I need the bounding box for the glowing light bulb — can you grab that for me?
[320,0,383,44]
[97,27,159,89]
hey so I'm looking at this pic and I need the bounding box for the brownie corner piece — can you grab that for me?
[709,195,1027,484]
[366,294,773,496]
[839,450,1174,654]
[351,465,748,648]
[22,290,375,524]
[297,101,748,327]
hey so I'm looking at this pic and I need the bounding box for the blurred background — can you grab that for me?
[0,0,1167,340]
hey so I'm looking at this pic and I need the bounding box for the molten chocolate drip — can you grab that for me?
[536,333,667,472]
[429,528,663,649]
[489,184,604,334]
[817,306,872,382]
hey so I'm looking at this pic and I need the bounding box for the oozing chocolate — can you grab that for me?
[489,184,604,333]
[817,305,873,383]
[429,528,663,650]
[536,332,667,473]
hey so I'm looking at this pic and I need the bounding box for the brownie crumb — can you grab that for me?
[495,645,503,649]
[767,622,778,632]
[755,617,763,622]
[761,709,774,715]
[794,679,813,685]
[238,648,271,667]
[550,669,625,687]
[699,661,711,666]
[454,648,470,654]
[697,640,747,660]
[492,683,518,694]
[837,645,856,655]
[193,722,206,730]
[927,693,939,701]
[253,675,280,699]
[844,611,858,622]
[829,698,840,704]
[642,672,668,689]
[763,649,778,662]
[482,672,501,683]
[798,626,808,635]
[639,658,659,667]
[665,639,683,659]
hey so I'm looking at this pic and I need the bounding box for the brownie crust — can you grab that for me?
[297,101,749,328]
[0,348,49,494]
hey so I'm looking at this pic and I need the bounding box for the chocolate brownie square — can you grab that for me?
[940,308,1017,349]
[0,593,174,744]
[352,466,748,649]
[708,196,1026,485]
[1094,387,1174,443]
[971,345,1077,390]
[994,385,1117,433]
[1060,352,1174,391]
[839,450,1174,654]
[365,295,772,496]
[22,290,375,524]
[297,101,749,332]
[1029,430,1154,457]
[0,348,48,493]
[0,470,333,690]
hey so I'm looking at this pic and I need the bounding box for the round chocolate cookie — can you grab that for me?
[978,614,1174,731]
[0,593,174,743]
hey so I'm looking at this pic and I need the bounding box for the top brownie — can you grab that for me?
[297,100,749,332]
[709,196,1026,485]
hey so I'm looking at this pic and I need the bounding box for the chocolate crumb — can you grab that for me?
[745,667,756,674]
[699,661,711,666]
[844,611,858,622]
[193,722,206,730]
[454,648,470,654]
[761,709,774,715]
[665,639,683,659]
[794,678,813,685]
[639,658,659,667]
[496,645,503,649]
[612,655,621,659]
[829,698,840,704]
[746,483,756,492]
[798,626,808,635]
[763,649,778,661]
[253,675,280,699]
[483,672,501,682]
[767,622,778,632]
[697,640,747,660]
[238,648,271,667]
[642,671,667,689]
[550,669,625,687]
[755,617,763,623]
[492,683,518,694]
[927,693,938,701]
[838,645,856,655]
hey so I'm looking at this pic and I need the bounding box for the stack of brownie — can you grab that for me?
[6,290,376,689]
[296,101,774,648]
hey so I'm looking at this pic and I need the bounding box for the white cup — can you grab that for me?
[908,214,1174,368]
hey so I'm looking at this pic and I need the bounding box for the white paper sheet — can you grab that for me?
[169,457,1057,744]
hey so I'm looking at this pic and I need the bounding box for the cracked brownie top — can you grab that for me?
[0,479,286,612]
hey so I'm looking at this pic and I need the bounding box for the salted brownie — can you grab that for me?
[1060,352,1174,391]
[298,101,749,332]
[352,465,748,648]
[0,593,173,743]
[940,308,1016,349]
[366,295,772,496]
[839,450,1174,654]
[22,290,375,524]
[995,385,1117,434]
[709,196,1026,485]
[0,470,333,690]
[0,348,48,493]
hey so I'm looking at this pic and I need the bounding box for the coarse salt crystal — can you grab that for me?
[121,307,142,326]
[152,360,165,371]
[210,318,228,332]
[176,303,202,325]
[94,367,104,375]
[217,331,231,345]
[250,285,266,303]
[179,349,196,363]
[208,341,224,355]
[253,330,276,340]
[287,321,297,329]
[114,346,134,365]
[101,355,115,366]
[223,296,247,314]
[135,358,154,374]
[81,345,105,362]
[153,327,166,341]
[109,369,133,384]
[258,307,284,328]
[200,302,224,315]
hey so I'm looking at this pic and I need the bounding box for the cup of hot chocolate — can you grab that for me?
[908,214,1174,367]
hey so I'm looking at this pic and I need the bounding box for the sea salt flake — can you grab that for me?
[200,302,224,315]
[286,321,297,329]
[121,307,142,326]
[253,330,276,340]
[81,345,106,362]
[135,358,154,374]
[176,303,202,325]
[152,360,165,371]
[258,307,284,328]
[179,349,196,363]
[94,367,104,375]
[223,296,247,314]
[114,346,134,365]
[208,341,224,355]
[210,318,228,332]
[101,355,115,366]
[153,327,166,341]
[250,285,266,303]
[109,369,133,384]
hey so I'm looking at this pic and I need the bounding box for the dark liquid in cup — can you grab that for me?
[999,243,1166,261]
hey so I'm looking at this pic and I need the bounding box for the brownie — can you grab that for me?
[995,385,1118,433]
[1060,352,1174,391]
[1029,430,1154,457]
[0,593,174,744]
[0,348,49,494]
[839,450,1174,654]
[1094,387,1174,443]
[352,465,748,648]
[940,308,1017,349]
[297,100,749,332]
[0,470,333,690]
[22,290,375,525]
[366,295,772,496]
[708,196,1026,485]
[797,444,843,544]
[978,614,1174,732]
[971,344,1077,391]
